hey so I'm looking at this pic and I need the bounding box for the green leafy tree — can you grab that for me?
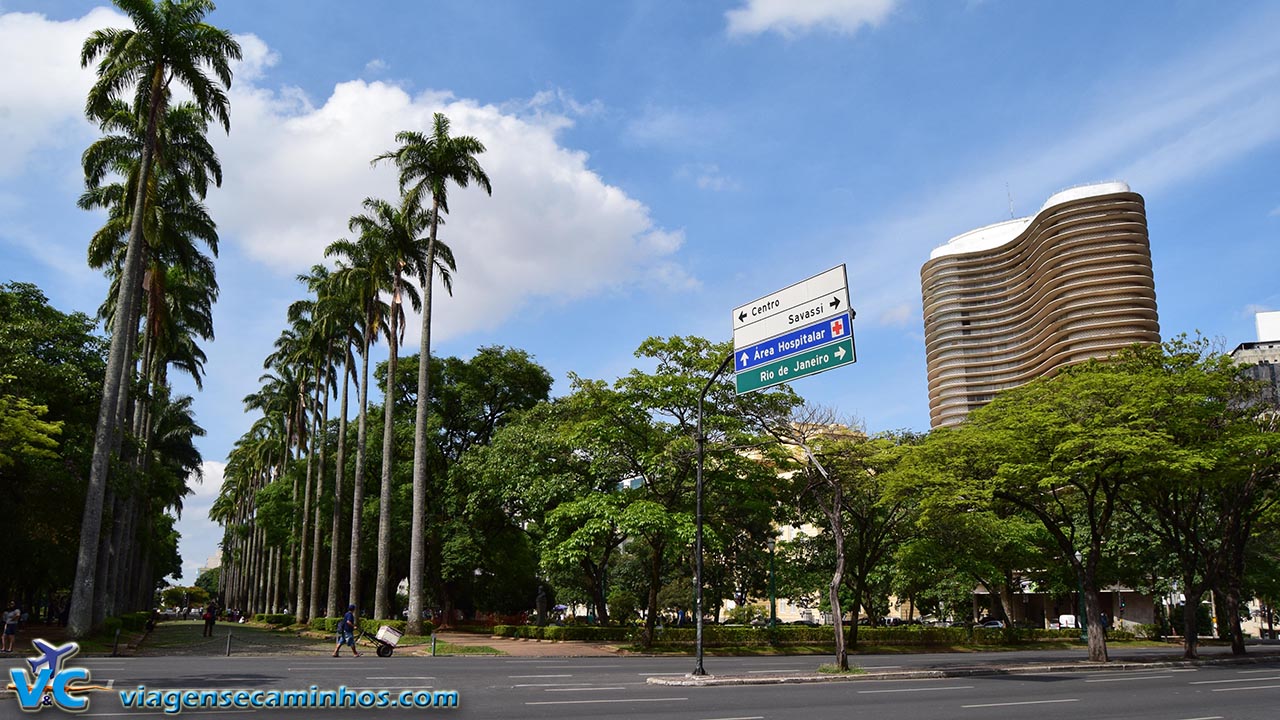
[194,566,221,598]
[0,283,106,620]
[774,411,920,670]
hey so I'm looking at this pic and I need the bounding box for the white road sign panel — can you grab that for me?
[733,265,849,350]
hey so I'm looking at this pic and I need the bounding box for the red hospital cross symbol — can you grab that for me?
[830,318,845,337]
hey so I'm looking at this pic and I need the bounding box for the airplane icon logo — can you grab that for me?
[27,639,80,677]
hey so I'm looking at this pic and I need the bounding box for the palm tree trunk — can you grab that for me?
[295,379,320,623]
[327,362,350,617]
[309,370,330,621]
[375,284,402,620]
[349,324,373,608]
[408,201,441,636]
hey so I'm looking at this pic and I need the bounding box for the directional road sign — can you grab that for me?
[732,264,855,394]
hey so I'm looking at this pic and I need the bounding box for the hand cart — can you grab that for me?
[355,623,402,657]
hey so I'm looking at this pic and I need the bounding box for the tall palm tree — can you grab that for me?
[263,327,314,621]
[80,98,222,622]
[72,0,240,637]
[317,281,362,617]
[374,113,491,632]
[325,235,391,609]
[346,194,431,619]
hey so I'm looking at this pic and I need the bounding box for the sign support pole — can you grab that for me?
[693,352,733,677]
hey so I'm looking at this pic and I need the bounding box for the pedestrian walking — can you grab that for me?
[333,604,360,657]
[3,601,20,652]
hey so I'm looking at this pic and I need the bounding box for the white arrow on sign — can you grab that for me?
[834,345,847,361]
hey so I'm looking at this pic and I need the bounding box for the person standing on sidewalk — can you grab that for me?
[2,601,20,652]
[333,604,360,657]
[202,600,218,638]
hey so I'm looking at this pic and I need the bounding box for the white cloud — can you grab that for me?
[877,302,914,327]
[207,78,690,347]
[677,163,740,192]
[525,88,604,119]
[1269,205,1280,217]
[233,33,280,83]
[725,0,899,38]
[624,106,728,149]
[0,7,123,177]
[364,57,389,75]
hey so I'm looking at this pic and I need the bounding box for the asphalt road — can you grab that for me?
[5,650,1279,719]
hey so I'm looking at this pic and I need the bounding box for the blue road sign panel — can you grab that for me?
[735,312,852,373]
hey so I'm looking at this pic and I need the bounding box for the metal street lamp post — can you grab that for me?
[693,353,733,677]
[767,537,777,633]
[1074,551,1087,643]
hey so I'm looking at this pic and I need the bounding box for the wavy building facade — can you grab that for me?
[921,181,1160,428]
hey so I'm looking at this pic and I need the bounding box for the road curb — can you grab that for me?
[646,653,1280,686]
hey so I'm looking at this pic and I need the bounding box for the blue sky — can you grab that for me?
[2,0,1278,583]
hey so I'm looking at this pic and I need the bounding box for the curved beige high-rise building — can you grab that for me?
[921,181,1160,428]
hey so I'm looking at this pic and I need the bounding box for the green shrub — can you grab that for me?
[855,626,971,646]
[363,619,408,635]
[491,625,634,642]
[725,604,768,626]
[311,617,341,632]
[119,612,151,632]
[1134,623,1162,640]
[103,617,123,635]
[254,613,293,626]
[607,589,640,624]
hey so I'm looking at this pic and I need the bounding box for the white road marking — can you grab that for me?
[1174,716,1224,719]
[344,685,433,690]
[1211,684,1280,692]
[701,717,764,720]
[509,673,574,678]
[365,676,434,680]
[859,685,974,694]
[1236,668,1280,673]
[962,698,1080,708]
[287,665,387,670]
[1191,675,1280,685]
[514,683,600,688]
[1084,674,1172,683]
[644,672,689,676]
[544,686,628,692]
[526,697,688,705]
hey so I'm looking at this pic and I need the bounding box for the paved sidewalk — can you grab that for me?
[427,631,620,657]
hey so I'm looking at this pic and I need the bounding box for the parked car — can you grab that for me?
[979,619,1006,628]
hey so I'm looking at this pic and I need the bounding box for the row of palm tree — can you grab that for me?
[214,115,491,632]
[68,0,240,637]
